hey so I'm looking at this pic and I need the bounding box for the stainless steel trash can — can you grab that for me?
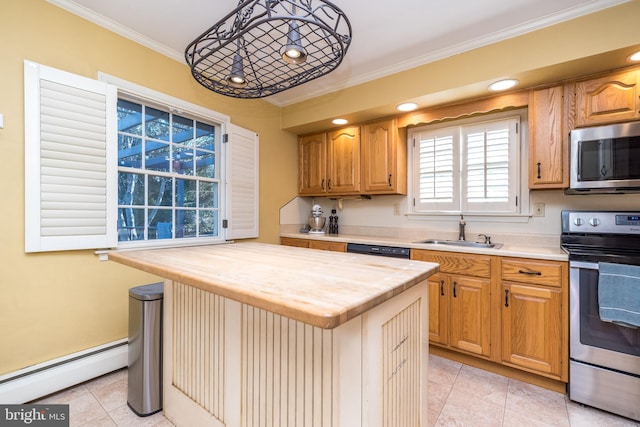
[127,282,163,416]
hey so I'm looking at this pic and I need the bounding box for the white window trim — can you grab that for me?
[407,109,530,221]
[99,73,258,246]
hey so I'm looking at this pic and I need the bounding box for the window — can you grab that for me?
[409,112,523,215]
[116,98,221,244]
[24,61,258,253]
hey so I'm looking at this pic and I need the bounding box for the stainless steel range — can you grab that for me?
[561,211,640,421]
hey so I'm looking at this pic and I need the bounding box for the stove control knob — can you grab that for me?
[573,218,584,226]
[589,218,601,227]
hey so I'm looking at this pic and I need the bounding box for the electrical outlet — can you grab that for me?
[534,203,545,217]
[393,204,401,215]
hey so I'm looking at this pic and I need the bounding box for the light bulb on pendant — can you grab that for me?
[226,53,247,88]
[282,21,307,64]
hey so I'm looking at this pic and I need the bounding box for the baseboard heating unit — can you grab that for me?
[0,339,128,404]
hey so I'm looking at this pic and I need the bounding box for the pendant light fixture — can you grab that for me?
[281,21,307,64]
[226,41,248,88]
[185,0,352,99]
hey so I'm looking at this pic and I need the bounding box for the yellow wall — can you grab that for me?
[0,0,297,374]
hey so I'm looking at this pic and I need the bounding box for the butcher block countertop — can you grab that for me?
[108,242,438,329]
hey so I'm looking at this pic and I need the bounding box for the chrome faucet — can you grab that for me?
[458,214,466,241]
[478,234,492,244]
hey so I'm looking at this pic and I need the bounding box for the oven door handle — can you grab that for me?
[569,260,599,270]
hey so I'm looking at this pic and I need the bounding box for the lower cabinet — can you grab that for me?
[280,237,311,248]
[280,240,569,382]
[413,250,492,358]
[414,249,568,382]
[280,237,347,252]
[500,258,568,381]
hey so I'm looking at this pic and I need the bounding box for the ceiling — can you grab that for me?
[52,0,629,107]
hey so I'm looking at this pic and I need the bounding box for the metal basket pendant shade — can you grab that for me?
[185,0,352,99]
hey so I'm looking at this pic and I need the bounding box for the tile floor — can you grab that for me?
[428,354,639,427]
[34,354,639,427]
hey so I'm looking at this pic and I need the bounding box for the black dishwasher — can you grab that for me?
[346,243,410,259]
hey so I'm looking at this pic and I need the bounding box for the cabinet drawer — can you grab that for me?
[280,237,310,248]
[411,250,491,278]
[309,240,347,252]
[501,258,564,287]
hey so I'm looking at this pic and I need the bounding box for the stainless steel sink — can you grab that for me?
[414,239,502,249]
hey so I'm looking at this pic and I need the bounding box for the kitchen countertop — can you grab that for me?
[281,231,568,261]
[108,242,438,329]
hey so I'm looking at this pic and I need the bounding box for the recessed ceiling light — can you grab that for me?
[488,79,519,91]
[332,118,348,125]
[396,102,419,112]
[628,51,640,62]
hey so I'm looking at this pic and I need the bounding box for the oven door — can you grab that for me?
[570,261,640,375]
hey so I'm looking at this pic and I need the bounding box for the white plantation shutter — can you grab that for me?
[414,128,458,212]
[410,114,520,214]
[225,123,259,239]
[24,60,117,252]
[462,118,518,212]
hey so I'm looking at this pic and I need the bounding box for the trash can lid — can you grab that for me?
[129,282,164,301]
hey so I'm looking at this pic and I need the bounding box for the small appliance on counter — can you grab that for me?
[308,204,326,234]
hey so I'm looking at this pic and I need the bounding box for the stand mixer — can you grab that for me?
[308,204,326,234]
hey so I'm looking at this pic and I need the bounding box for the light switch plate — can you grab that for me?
[534,203,545,217]
[0,114,4,129]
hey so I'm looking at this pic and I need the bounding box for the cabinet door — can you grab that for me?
[298,133,327,195]
[427,274,448,345]
[575,69,640,127]
[449,276,491,357]
[280,237,310,248]
[308,240,347,252]
[327,126,360,194]
[361,119,406,194]
[528,86,567,188]
[501,283,563,378]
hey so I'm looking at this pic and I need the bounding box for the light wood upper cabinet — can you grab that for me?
[528,85,569,189]
[298,127,360,196]
[575,68,640,127]
[361,119,407,194]
[298,133,327,195]
[327,126,360,194]
[500,258,568,381]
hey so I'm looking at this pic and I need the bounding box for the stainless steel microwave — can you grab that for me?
[569,121,640,193]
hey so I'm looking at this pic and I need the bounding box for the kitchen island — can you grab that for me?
[109,242,438,427]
